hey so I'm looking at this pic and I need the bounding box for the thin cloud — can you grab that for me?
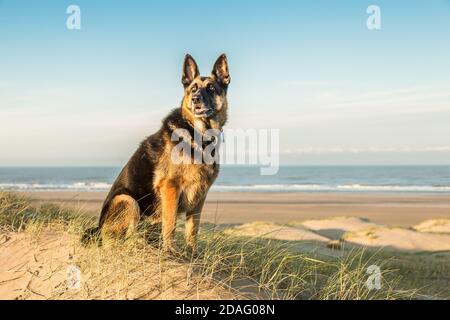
[282,147,450,154]
[285,80,331,87]
[283,85,450,121]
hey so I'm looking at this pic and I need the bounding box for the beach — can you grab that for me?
[2,190,450,300]
[24,191,450,227]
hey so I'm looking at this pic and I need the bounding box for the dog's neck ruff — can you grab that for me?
[183,110,222,133]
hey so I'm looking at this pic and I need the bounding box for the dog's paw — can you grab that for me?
[162,244,182,259]
[183,245,199,260]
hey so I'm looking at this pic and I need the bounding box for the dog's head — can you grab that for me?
[181,54,230,127]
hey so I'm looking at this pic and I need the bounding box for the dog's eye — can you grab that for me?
[191,84,198,93]
[207,84,215,92]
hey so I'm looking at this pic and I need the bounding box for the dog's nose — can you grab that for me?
[192,95,202,104]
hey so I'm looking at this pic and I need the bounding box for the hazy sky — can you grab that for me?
[1,0,450,166]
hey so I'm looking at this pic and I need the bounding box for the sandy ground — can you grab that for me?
[24,191,450,227]
[22,191,450,253]
[2,191,450,299]
[225,217,450,252]
[413,219,450,233]
[3,216,450,300]
[0,231,237,300]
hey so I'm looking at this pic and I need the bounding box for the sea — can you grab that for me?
[0,166,450,193]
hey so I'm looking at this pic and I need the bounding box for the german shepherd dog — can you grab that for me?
[84,54,230,253]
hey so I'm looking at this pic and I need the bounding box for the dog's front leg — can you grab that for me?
[160,180,180,253]
[185,197,206,252]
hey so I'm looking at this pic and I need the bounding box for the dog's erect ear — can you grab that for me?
[212,54,230,87]
[182,54,200,88]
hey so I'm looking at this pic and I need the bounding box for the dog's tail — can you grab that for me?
[81,226,101,246]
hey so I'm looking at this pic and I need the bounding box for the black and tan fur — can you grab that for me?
[85,54,230,252]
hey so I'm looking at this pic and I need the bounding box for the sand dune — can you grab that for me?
[0,231,235,300]
[0,231,71,300]
[224,221,329,242]
[413,219,450,234]
[224,217,450,253]
[2,218,450,300]
[294,216,379,240]
[2,191,450,300]
[343,227,450,252]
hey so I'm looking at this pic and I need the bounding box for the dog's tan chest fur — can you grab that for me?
[177,163,218,212]
[153,140,218,215]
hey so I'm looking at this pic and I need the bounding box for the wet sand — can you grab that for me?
[23,191,450,227]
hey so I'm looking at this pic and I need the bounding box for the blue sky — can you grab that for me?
[1,0,450,165]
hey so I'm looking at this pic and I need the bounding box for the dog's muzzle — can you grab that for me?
[192,97,214,118]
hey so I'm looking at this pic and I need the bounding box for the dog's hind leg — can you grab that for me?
[100,195,140,239]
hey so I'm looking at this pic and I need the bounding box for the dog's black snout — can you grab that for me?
[192,94,202,104]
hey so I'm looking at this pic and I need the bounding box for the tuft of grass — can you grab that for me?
[187,228,414,300]
[0,192,442,300]
[0,192,31,232]
[0,192,89,233]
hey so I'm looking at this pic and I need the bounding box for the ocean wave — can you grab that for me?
[1,182,450,193]
[211,184,450,192]
[0,182,112,191]
[335,184,450,192]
